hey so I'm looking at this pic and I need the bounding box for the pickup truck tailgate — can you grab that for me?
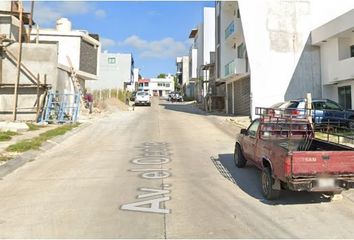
[291,151,354,176]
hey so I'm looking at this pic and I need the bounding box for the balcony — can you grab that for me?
[327,57,354,85]
[224,19,242,45]
[224,58,247,78]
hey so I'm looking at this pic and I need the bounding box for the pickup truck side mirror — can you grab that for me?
[240,129,247,135]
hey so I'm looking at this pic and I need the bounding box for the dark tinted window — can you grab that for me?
[287,102,299,109]
[338,86,352,109]
[324,101,342,110]
[313,102,325,110]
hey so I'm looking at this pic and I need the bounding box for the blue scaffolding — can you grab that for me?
[41,90,81,123]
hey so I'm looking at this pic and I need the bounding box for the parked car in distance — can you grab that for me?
[234,109,354,200]
[134,91,151,106]
[168,91,183,102]
[271,99,354,128]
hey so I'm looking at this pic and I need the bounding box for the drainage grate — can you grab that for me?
[210,156,236,184]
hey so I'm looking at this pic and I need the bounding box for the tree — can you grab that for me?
[157,73,167,78]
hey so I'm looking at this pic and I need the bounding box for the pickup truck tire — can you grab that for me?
[234,144,246,168]
[261,167,280,200]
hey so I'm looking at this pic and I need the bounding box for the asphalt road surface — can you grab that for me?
[0,98,354,238]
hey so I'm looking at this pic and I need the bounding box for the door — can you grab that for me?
[242,119,260,162]
[338,86,352,110]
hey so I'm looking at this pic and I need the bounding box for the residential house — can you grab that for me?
[312,9,354,109]
[215,1,250,116]
[137,75,174,97]
[87,51,134,91]
[30,18,100,95]
[176,56,189,95]
[216,0,354,119]
[188,7,215,102]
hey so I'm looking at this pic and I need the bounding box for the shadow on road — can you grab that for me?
[211,153,332,205]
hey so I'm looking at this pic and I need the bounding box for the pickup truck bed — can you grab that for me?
[235,115,354,200]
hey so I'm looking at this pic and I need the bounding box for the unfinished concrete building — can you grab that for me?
[0,1,100,122]
[0,1,58,121]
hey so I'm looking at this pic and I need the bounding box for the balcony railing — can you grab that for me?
[224,59,247,77]
[225,60,235,76]
[225,21,235,40]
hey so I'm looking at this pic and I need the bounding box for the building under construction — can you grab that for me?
[0,1,100,122]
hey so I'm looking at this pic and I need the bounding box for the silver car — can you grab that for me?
[134,91,151,106]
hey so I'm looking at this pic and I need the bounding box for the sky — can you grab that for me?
[28,1,214,78]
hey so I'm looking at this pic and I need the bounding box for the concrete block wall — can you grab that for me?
[0,43,58,121]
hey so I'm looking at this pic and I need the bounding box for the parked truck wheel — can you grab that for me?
[261,167,280,200]
[234,144,247,168]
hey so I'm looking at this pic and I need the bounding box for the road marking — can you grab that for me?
[121,142,172,214]
[121,196,171,214]
[131,157,170,165]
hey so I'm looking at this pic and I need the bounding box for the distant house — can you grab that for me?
[137,75,174,97]
[176,56,190,96]
[87,51,135,91]
[188,7,215,101]
[312,9,354,110]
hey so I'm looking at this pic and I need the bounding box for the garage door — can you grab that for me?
[233,77,250,116]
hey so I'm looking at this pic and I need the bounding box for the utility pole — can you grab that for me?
[12,1,24,121]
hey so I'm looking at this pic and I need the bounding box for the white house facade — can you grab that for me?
[215,0,354,119]
[216,1,250,116]
[88,51,134,91]
[312,9,354,110]
[188,7,215,101]
[176,56,189,95]
[30,18,100,93]
[138,76,174,97]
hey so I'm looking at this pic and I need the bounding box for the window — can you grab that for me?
[144,82,149,87]
[323,101,342,111]
[108,57,116,64]
[351,46,354,58]
[237,9,241,18]
[338,86,352,109]
[247,120,260,138]
[158,83,162,87]
[166,83,170,87]
[237,43,245,58]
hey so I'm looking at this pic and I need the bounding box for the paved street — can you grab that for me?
[0,98,354,238]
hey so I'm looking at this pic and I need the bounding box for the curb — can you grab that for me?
[0,121,92,179]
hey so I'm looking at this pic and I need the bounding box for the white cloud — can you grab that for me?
[101,37,116,49]
[30,2,94,27]
[120,35,188,59]
[95,9,107,19]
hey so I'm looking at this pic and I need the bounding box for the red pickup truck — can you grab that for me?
[234,110,354,200]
